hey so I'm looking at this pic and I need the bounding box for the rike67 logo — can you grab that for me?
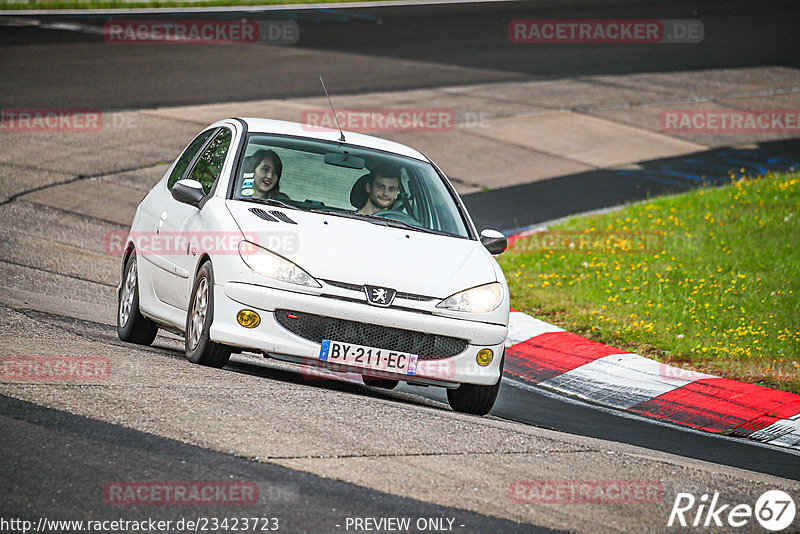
[668,490,796,531]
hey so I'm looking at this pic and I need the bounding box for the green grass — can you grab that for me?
[500,171,800,393]
[0,0,382,10]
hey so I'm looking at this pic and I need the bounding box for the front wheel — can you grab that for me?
[185,261,231,368]
[447,350,504,416]
[117,253,158,345]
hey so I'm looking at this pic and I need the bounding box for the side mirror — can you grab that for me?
[171,179,205,208]
[480,229,507,255]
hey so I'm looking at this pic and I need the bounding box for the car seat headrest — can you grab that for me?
[350,173,371,209]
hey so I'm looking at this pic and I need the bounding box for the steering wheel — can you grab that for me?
[371,210,420,226]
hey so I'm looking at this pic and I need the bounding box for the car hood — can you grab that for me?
[226,200,496,298]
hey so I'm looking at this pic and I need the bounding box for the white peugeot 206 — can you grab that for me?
[117,118,510,415]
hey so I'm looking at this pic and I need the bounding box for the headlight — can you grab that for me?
[436,282,503,313]
[238,240,321,288]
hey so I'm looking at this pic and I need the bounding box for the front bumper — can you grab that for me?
[210,282,507,386]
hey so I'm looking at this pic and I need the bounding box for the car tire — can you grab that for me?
[446,350,504,416]
[362,376,399,390]
[117,253,158,345]
[185,261,231,368]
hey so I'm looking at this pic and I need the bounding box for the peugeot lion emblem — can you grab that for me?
[364,285,396,307]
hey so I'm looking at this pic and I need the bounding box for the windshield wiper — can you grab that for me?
[304,208,458,236]
[381,218,455,237]
[305,208,390,226]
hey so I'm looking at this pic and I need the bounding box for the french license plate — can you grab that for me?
[319,340,418,376]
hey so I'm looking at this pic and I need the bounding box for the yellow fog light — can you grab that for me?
[237,309,260,328]
[476,349,494,367]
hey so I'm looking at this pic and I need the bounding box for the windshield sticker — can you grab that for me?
[242,171,255,194]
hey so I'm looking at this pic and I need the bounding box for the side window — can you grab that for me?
[167,129,215,190]
[186,128,233,194]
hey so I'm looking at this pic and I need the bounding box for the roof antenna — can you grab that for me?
[319,76,345,143]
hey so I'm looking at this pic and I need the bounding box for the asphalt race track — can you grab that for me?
[2,1,800,532]
[0,394,560,534]
[463,138,800,232]
[1,0,799,108]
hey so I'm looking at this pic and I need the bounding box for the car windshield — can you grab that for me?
[230,133,471,239]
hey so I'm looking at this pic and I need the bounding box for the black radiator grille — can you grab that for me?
[274,309,467,360]
[320,279,436,302]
